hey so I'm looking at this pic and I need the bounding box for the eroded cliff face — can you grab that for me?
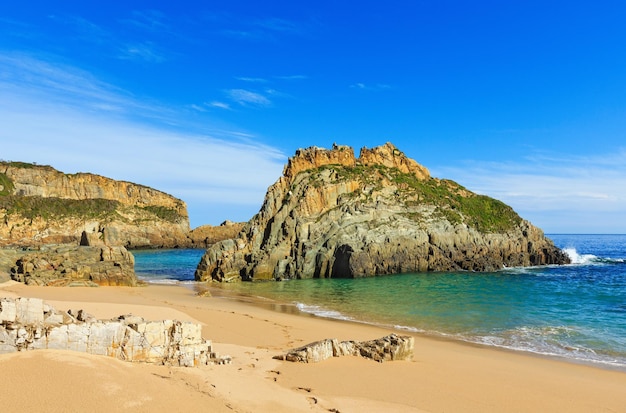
[0,162,190,248]
[196,143,569,282]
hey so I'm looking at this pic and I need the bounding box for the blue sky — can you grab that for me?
[1,1,625,233]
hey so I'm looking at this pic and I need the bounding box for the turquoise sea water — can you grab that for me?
[134,234,626,369]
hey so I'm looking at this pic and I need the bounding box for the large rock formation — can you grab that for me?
[8,242,137,286]
[0,297,231,366]
[0,162,191,248]
[196,143,569,281]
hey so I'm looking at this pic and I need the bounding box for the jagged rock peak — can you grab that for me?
[359,142,430,180]
[283,142,430,182]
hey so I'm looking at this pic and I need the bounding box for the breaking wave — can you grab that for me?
[562,247,624,265]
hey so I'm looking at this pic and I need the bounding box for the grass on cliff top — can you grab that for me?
[304,164,522,233]
[1,161,54,170]
[0,196,183,223]
[0,196,122,220]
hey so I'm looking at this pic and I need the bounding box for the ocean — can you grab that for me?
[134,234,626,369]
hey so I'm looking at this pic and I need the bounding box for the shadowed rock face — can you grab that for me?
[195,143,570,282]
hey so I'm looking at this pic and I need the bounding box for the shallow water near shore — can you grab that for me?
[134,234,626,369]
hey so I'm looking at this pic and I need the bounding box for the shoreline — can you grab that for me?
[175,279,626,373]
[2,281,626,412]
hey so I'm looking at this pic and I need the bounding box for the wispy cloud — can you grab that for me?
[226,88,272,107]
[0,52,285,226]
[254,17,300,33]
[119,10,169,33]
[0,17,39,40]
[275,74,308,81]
[48,14,113,44]
[1,53,128,108]
[432,151,626,233]
[118,42,165,62]
[208,101,232,110]
[45,12,171,63]
[188,104,207,112]
[235,76,268,83]
[0,52,174,121]
[213,13,305,42]
[350,82,392,91]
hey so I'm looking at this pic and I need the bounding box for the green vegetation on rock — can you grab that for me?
[0,196,184,224]
[306,164,522,233]
[141,205,183,223]
[391,172,522,233]
[3,161,53,170]
[0,196,121,220]
[0,173,14,196]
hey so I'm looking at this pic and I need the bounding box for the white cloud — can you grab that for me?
[275,74,308,81]
[235,76,268,83]
[432,152,626,233]
[188,104,207,112]
[0,52,285,226]
[227,88,272,107]
[0,53,166,117]
[350,82,392,91]
[208,101,232,110]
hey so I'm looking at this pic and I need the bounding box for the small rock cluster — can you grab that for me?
[0,297,231,366]
[274,333,414,363]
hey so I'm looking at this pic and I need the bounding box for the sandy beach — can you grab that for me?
[1,280,626,413]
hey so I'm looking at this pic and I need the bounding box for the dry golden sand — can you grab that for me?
[1,280,626,413]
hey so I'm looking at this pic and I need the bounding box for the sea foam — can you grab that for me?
[562,247,597,264]
[295,302,354,321]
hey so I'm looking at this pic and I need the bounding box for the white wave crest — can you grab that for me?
[562,247,597,264]
[137,277,196,285]
[295,302,354,321]
[469,325,626,368]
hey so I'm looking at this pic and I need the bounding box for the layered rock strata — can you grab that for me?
[0,162,190,248]
[0,297,231,366]
[273,334,414,363]
[196,142,569,281]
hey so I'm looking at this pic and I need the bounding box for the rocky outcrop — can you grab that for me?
[273,334,414,363]
[0,297,231,366]
[0,162,191,248]
[196,143,569,281]
[188,221,246,248]
[9,242,137,286]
